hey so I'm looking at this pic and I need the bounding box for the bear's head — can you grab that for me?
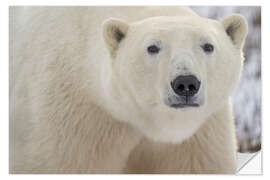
[102,14,247,143]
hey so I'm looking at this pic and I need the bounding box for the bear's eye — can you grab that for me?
[147,45,160,54]
[201,43,214,53]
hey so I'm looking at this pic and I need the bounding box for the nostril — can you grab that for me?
[188,84,196,92]
[178,84,185,91]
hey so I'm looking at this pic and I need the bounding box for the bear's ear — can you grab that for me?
[102,18,129,58]
[221,14,248,49]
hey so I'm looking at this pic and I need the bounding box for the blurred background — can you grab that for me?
[191,6,261,153]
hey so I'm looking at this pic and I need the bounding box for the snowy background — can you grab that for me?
[191,6,261,152]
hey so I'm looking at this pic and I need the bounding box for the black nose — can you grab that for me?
[171,75,201,97]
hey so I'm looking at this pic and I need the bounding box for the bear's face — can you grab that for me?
[102,15,247,143]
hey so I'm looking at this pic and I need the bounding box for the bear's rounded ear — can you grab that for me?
[221,14,248,49]
[102,18,129,58]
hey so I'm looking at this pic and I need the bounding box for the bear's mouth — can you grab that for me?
[165,94,201,109]
[170,103,199,109]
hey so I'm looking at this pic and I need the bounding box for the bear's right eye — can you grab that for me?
[147,45,160,54]
[201,43,214,53]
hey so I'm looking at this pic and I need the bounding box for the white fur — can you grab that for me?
[10,7,247,173]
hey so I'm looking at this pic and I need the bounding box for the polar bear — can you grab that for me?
[10,7,247,173]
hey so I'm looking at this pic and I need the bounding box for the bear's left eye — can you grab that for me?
[147,45,160,54]
[201,43,214,53]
